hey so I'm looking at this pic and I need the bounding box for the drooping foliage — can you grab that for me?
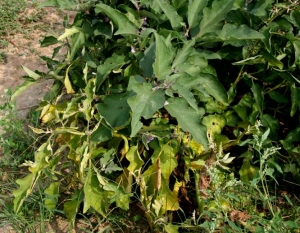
[12,0,300,231]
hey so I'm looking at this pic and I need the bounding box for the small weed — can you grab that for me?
[0,89,39,168]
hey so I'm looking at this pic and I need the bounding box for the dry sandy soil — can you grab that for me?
[0,5,69,118]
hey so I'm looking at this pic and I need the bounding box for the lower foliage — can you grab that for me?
[7,0,300,232]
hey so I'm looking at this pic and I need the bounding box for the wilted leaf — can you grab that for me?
[13,174,35,213]
[126,146,144,172]
[58,27,80,40]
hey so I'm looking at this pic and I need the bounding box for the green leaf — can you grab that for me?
[251,83,264,115]
[197,0,235,38]
[13,174,35,213]
[91,121,113,142]
[63,189,84,229]
[260,114,279,140]
[70,31,85,61]
[128,83,165,137]
[96,54,129,89]
[44,182,60,210]
[165,97,208,148]
[154,0,183,29]
[126,146,144,172]
[250,0,274,17]
[40,36,58,47]
[293,40,300,66]
[95,3,137,35]
[290,84,300,116]
[83,167,109,216]
[153,33,175,80]
[260,49,283,69]
[165,224,179,233]
[290,11,300,28]
[269,91,288,103]
[199,73,228,105]
[28,142,52,174]
[217,24,265,40]
[172,39,195,69]
[96,93,131,128]
[140,42,156,78]
[188,0,208,29]
[239,161,259,183]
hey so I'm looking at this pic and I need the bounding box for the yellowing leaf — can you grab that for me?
[58,27,80,41]
[126,146,144,172]
[65,65,75,94]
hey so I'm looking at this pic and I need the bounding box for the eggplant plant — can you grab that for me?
[12,0,300,231]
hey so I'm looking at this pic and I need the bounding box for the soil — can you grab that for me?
[0,3,80,233]
[0,5,69,118]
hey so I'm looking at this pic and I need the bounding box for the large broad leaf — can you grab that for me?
[96,92,131,128]
[217,24,265,40]
[197,0,235,38]
[198,73,228,105]
[165,97,208,148]
[128,83,165,137]
[188,0,208,29]
[250,0,274,17]
[96,54,129,90]
[153,33,175,80]
[95,3,137,35]
[154,0,183,29]
[172,39,195,69]
[290,84,300,117]
[290,11,300,28]
[83,167,109,216]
